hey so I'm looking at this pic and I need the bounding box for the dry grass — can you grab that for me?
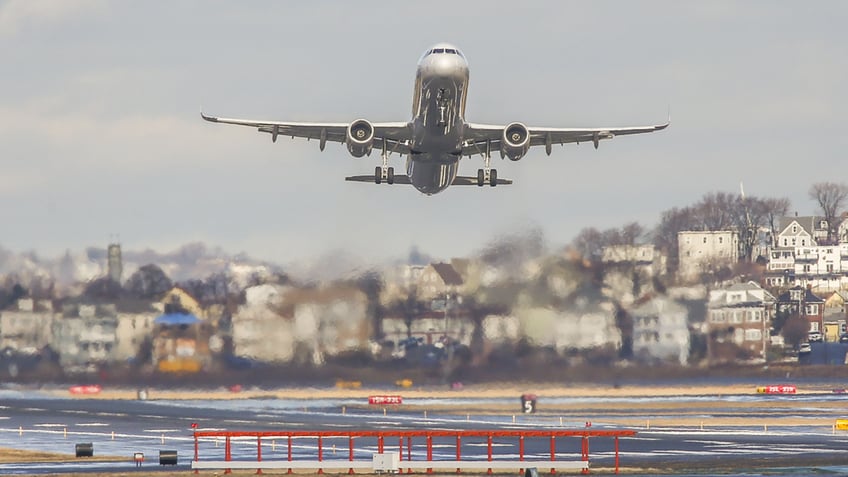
[0,447,126,464]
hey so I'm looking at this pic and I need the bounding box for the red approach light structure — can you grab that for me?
[192,428,636,475]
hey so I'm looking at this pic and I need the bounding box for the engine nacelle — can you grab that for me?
[501,122,530,161]
[346,119,375,158]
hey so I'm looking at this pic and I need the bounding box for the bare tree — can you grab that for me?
[694,192,737,230]
[761,197,791,245]
[653,206,698,272]
[125,264,172,300]
[571,227,604,262]
[809,182,848,242]
[782,314,810,350]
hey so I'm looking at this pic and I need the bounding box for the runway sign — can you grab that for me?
[835,419,848,430]
[69,385,102,395]
[756,385,796,394]
[369,395,403,405]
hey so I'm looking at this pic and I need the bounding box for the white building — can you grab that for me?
[0,299,54,353]
[677,231,739,282]
[231,284,294,363]
[629,296,690,365]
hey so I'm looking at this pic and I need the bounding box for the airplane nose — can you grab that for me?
[425,56,467,79]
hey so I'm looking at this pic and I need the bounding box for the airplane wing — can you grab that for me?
[461,120,668,156]
[200,112,412,153]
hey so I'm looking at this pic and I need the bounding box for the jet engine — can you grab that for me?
[346,119,375,158]
[501,122,530,161]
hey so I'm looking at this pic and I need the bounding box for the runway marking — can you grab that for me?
[143,429,181,433]
[95,412,128,417]
[76,423,109,427]
[22,408,45,412]
[139,414,168,419]
[323,423,354,428]
[33,423,66,428]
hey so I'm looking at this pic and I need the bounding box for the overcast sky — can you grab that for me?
[1,1,845,267]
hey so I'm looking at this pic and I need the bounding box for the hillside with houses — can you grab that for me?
[2,182,848,384]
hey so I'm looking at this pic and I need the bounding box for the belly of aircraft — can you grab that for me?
[407,154,459,195]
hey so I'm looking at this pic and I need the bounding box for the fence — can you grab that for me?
[192,429,636,475]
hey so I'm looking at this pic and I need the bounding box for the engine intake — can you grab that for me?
[346,119,374,157]
[501,122,530,161]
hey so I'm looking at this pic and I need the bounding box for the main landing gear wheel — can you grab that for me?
[477,169,485,187]
[387,167,394,185]
[490,168,498,187]
[374,166,382,184]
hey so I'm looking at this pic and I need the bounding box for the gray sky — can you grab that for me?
[1,1,845,267]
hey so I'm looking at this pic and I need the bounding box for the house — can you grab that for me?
[161,286,205,318]
[290,286,370,363]
[151,313,212,373]
[775,216,829,248]
[823,291,848,342]
[417,263,464,300]
[677,231,738,282]
[0,298,54,353]
[707,281,775,361]
[113,298,160,363]
[52,301,120,370]
[776,286,826,337]
[382,308,474,348]
[231,284,370,365]
[231,284,295,363]
[602,244,667,278]
[518,297,621,355]
[629,296,690,365]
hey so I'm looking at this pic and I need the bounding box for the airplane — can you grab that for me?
[201,42,668,195]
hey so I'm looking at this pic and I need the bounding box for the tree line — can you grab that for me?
[571,182,848,274]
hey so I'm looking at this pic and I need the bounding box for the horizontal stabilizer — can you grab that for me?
[345,175,412,185]
[345,175,513,186]
[452,176,513,186]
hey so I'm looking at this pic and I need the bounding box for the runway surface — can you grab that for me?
[3,388,848,475]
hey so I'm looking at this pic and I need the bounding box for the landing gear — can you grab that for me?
[476,141,497,187]
[476,168,498,187]
[374,166,394,185]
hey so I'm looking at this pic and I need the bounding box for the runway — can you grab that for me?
[3,387,848,475]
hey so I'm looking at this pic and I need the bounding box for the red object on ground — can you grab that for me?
[229,384,243,393]
[368,395,403,405]
[759,385,797,394]
[69,385,102,395]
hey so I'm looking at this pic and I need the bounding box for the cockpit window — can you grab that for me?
[421,47,466,61]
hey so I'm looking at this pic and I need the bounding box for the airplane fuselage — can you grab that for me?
[406,45,470,194]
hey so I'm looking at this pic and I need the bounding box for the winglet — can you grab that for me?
[200,110,218,122]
